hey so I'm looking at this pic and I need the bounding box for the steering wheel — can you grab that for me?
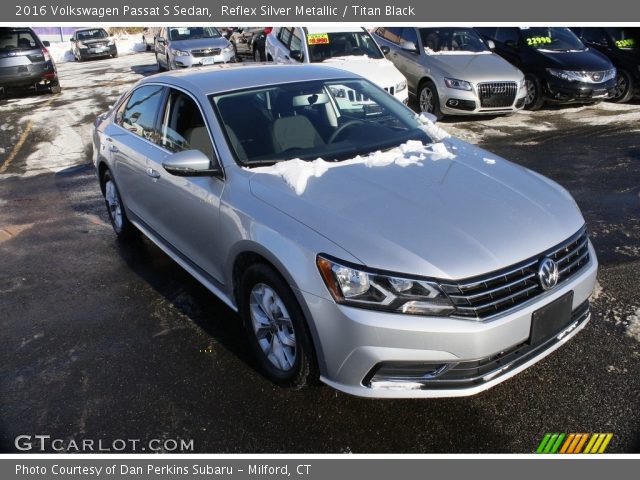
[328,120,366,143]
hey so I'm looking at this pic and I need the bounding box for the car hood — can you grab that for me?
[169,37,229,51]
[318,56,406,87]
[427,52,523,81]
[248,138,585,280]
[534,48,613,70]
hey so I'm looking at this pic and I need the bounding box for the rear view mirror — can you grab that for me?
[380,45,390,54]
[163,150,221,177]
[505,40,518,49]
[43,41,50,47]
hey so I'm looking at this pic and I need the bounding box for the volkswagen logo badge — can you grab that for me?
[538,257,559,291]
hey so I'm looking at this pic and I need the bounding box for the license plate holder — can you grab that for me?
[529,291,574,345]
[201,57,215,65]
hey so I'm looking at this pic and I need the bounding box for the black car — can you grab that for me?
[571,27,639,103]
[0,27,60,95]
[476,27,616,110]
[70,28,117,62]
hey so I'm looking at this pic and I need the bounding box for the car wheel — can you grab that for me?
[102,170,137,240]
[111,51,118,58]
[143,37,151,52]
[49,81,61,94]
[611,69,634,103]
[524,74,545,110]
[156,54,165,72]
[239,263,317,387]
[418,80,443,120]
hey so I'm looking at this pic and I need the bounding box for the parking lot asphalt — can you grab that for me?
[1,52,639,453]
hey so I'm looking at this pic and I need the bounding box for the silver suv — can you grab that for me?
[373,27,527,118]
[155,26,234,71]
[93,64,597,398]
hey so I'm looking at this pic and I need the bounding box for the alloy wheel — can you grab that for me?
[104,180,123,231]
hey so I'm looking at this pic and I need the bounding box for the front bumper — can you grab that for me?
[438,82,527,116]
[543,75,616,103]
[173,51,234,68]
[303,243,597,398]
[79,45,117,59]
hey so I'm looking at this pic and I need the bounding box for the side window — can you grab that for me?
[496,28,519,45]
[289,28,303,58]
[400,28,419,49]
[160,89,215,162]
[381,27,402,45]
[581,28,608,45]
[278,27,292,48]
[115,85,164,142]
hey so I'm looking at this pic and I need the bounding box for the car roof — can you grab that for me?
[305,27,364,34]
[139,64,362,96]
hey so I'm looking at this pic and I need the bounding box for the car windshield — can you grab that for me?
[210,79,430,166]
[605,27,638,50]
[77,29,109,41]
[307,31,383,62]
[169,27,221,41]
[0,29,37,51]
[519,27,585,51]
[419,28,489,53]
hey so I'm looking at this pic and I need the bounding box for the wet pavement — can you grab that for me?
[1,52,639,453]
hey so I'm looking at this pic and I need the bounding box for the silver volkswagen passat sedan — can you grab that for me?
[92,64,597,398]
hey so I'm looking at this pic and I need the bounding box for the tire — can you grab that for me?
[143,37,151,52]
[111,51,118,58]
[418,80,443,120]
[102,170,137,240]
[239,263,317,387]
[524,74,545,111]
[156,54,165,72]
[611,69,634,104]
[49,82,61,94]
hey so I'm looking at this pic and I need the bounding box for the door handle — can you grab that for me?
[146,168,160,179]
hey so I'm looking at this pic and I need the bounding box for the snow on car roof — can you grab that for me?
[140,64,362,96]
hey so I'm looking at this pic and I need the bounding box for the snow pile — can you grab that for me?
[625,308,640,342]
[46,35,146,64]
[251,139,456,195]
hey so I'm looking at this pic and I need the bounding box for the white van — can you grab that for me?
[266,27,409,104]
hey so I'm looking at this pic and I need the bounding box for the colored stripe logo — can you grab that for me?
[537,433,613,453]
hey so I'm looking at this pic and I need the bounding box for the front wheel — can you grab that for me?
[418,80,443,120]
[239,264,317,387]
[611,69,634,103]
[102,170,137,240]
[524,74,545,110]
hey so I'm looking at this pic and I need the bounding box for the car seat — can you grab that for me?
[271,93,324,152]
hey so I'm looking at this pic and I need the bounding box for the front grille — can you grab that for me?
[478,81,517,108]
[191,48,221,57]
[383,86,395,96]
[441,227,590,320]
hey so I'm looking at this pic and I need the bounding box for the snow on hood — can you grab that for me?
[250,139,455,195]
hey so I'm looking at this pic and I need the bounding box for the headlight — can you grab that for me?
[317,256,455,316]
[395,80,407,92]
[170,49,189,57]
[77,42,86,48]
[223,45,234,53]
[547,68,617,83]
[444,78,472,91]
[108,38,115,46]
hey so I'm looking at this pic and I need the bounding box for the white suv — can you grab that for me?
[266,27,409,104]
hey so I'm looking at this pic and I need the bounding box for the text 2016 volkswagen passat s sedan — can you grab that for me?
[92,64,597,398]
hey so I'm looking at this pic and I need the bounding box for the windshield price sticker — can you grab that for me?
[526,36,552,46]
[308,33,329,45]
[615,38,636,48]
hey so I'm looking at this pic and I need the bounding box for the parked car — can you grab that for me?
[228,27,270,61]
[155,26,235,71]
[92,64,597,398]
[266,27,408,104]
[0,26,60,95]
[570,27,639,103]
[70,28,117,61]
[141,27,160,52]
[476,27,616,110]
[373,27,526,118]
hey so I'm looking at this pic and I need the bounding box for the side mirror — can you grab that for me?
[163,150,221,177]
[487,39,496,50]
[157,37,166,44]
[43,40,50,47]
[380,45,390,54]
[289,50,304,62]
[401,41,418,52]
[69,37,74,42]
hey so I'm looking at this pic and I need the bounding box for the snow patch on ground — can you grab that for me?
[626,308,640,342]
[590,280,604,302]
[1,124,13,131]
[251,140,456,195]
